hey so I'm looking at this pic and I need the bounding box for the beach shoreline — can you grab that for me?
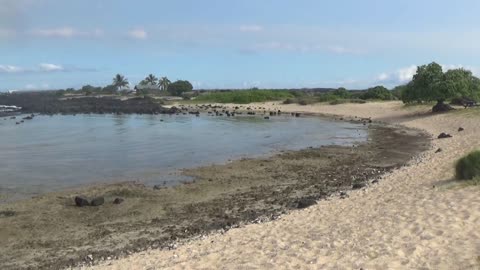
[86,101,480,270]
[0,102,432,270]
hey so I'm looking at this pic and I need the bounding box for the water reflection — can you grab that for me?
[0,114,368,199]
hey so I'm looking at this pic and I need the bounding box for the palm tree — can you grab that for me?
[144,74,158,86]
[112,74,129,90]
[159,77,171,92]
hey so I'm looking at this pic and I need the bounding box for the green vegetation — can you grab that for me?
[196,89,293,104]
[168,80,193,96]
[456,151,480,181]
[112,74,129,91]
[159,77,171,92]
[360,86,394,100]
[142,74,158,86]
[400,62,480,111]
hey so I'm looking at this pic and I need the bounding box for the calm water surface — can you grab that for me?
[0,114,367,200]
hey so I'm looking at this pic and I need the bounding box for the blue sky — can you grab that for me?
[1,0,480,91]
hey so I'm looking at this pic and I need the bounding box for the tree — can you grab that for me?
[402,62,443,104]
[333,87,350,99]
[361,85,393,100]
[102,84,118,94]
[159,77,171,91]
[391,84,408,100]
[402,62,480,111]
[167,80,193,96]
[144,74,158,86]
[112,74,129,91]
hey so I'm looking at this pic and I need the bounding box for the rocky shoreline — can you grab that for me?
[0,93,177,115]
[0,117,430,270]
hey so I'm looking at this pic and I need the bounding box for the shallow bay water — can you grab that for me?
[0,114,367,200]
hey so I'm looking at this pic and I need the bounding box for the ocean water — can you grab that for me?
[0,113,367,200]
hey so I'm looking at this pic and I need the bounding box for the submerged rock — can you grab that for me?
[90,197,105,206]
[74,196,90,207]
[113,198,124,204]
[295,198,317,209]
[0,210,15,217]
[352,182,366,190]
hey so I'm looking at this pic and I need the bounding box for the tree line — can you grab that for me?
[58,74,193,97]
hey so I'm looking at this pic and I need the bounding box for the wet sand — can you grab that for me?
[90,101,480,270]
[0,106,430,270]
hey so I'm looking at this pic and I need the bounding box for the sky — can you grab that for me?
[1,0,480,91]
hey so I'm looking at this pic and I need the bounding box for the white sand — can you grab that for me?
[89,101,480,270]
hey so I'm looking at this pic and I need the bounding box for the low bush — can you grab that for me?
[456,150,480,180]
[329,99,366,105]
[196,90,293,104]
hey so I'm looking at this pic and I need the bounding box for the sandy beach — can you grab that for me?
[89,101,480,270]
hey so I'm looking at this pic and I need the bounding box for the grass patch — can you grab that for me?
[195,90,293,104]
[456,151,480,180]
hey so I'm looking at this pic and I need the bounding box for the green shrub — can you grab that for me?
[196,90,293,104]
[360,86,394,100]
[456,150,480,180]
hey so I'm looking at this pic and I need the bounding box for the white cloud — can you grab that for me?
[127,29,148,40]
[327,46,363,55]
[396,65,417,82]
[31,27,104,38]
[0,65,24,73]
[239,25,263,33]
[32,27,75,38]
[245,42,362,55]
[24,83,51,90]
[376,72,389,81]
[0,63,95,74]
[24,84,36,90]
[39,63,64,72]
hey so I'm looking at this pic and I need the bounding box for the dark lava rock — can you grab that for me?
[432,102,454,113]
[264,116,270,120]
[295,198,317,209]
[153,185,163,190]
[458,127,464,132]
[74,196,90,207]
[113,198,124,204]
[371,179,379,184]
[435,148,443,153]
[90,197,105,207]
[0,210,15,217]
[352,182,366,190]
[295,113,301,117]
[437,133,452,139]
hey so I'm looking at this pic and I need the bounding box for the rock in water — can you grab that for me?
[113,198,124,204]
[75,196,90,207]
[352,182,366,190]
[296,198,316,209]
[90,197,105,206]
[438,132,452,139]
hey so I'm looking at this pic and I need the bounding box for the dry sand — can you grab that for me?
[89,101,480,270]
